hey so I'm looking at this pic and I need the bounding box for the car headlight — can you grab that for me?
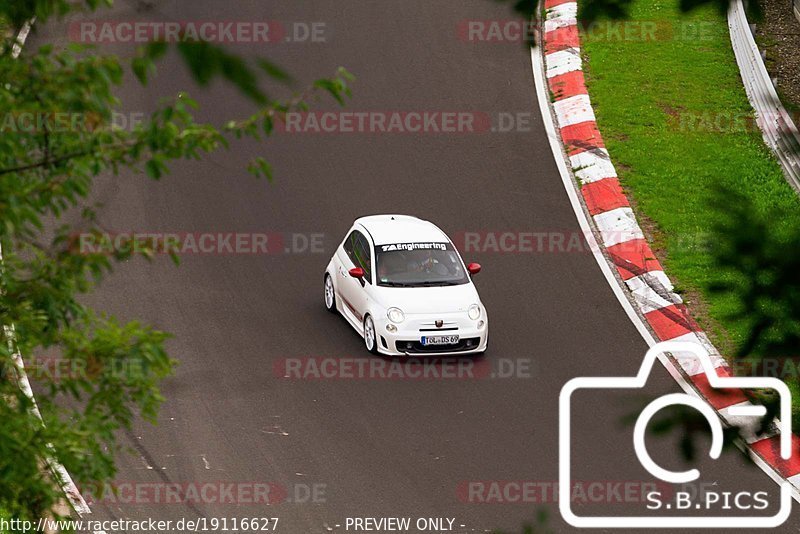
[387,307,405,323]
[468,304,481,320]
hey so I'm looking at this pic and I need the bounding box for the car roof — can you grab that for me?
[353,215,450,246]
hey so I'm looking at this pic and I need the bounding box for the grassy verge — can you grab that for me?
[579,5,800,370]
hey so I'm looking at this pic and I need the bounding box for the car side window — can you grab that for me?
[343,230,372,282]
[353,233,373,282]
[343,231,358,264]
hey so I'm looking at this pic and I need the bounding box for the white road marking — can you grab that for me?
[720,402,776,444]
[545,48,582,78]
[593,207,645,247]
[553,94,596,128]
[544,18,576,33]
[569,149,618,184]
[668,332,727,376]
[545,2,578,20]
[728,404,768,417]
[624,271,682,314]
[11,19,33,58]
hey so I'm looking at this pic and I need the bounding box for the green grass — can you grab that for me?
[579,1,800,354]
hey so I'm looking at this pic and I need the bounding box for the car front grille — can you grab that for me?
[417,320,459,332]
[395,337,481,354]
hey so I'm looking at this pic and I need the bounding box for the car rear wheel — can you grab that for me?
[324,274,336,313]
[363,315,378,354]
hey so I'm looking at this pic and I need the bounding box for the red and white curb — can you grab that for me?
[536,0,800,498]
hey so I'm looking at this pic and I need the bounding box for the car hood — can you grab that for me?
[371,283,481,314]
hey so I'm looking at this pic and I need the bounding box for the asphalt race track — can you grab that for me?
[29,1,800,532]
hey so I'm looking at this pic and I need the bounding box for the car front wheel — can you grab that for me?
[324,274,337,313]
[363,315,378,354]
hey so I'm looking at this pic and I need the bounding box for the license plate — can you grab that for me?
[421,335,459,346]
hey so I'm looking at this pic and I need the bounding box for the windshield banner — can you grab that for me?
[380,242,448,252]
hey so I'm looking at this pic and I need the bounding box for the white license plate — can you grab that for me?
[421,335,459,346]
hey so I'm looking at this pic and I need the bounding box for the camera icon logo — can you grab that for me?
[559,341,793,528]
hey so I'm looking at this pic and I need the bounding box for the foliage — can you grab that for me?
[0,0,352,524]
[707,185,800,360]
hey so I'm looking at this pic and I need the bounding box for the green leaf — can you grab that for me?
[131,56,150,85]
[256,59,291,83]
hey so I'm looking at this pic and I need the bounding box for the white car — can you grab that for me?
[324,215,488,356]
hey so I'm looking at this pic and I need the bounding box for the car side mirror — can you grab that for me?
[467,263,481,275]
[349,267,365,279]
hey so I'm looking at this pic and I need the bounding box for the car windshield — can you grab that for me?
[375,242,469,287]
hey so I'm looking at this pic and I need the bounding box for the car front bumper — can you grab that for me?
[373,312,488,356]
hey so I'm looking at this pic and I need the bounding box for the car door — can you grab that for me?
[336,229,373,327]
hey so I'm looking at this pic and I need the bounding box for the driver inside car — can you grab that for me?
[410,249,448,275]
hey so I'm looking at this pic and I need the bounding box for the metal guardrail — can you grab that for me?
[728,0,800,193]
